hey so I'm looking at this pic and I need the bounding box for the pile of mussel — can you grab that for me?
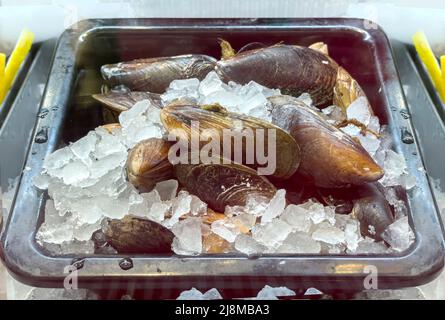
[93,40,395,254]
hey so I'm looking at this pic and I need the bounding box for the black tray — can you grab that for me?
[1,18,443,296]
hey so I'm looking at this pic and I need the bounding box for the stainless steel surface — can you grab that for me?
[0,41,55,190]
[392,40,445,232]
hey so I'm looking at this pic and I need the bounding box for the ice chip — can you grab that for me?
[234,234,267,255]
[311,222,345,245]
[202,288,223,300]
[381,217,414,252]
[276,231,321,254]
[256,285,296,300]
[33,173,51,190]
[43,147,74,171]
[154,179,178,201]
[252,219,292,249]
[172,217,202,255]
[69,131,97,165]
[347,96,371,125]
[279,204,312,233]
[118,99,149,127]
[190,195,207,216]
[176,287,204,300]
[261,189,286,224]
[198,71,225,96]
[61,161,90,185]
[211,219,240,243]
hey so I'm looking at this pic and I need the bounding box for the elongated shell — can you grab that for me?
[104,215,174,253]
[93,91,162,113]
[101,54,217,93]
[175,163,277,212]
[269,95,384,188]
[216,44,338,106]
[127,138,174,192]
[160,103,300,180]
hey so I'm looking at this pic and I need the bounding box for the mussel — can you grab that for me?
[175,162,277,213]
[103,215,174,254]
[160,102,300,180]
[127,138,174,192]
[101,54,217,93]
[93,91,162,113]
[351,183,395,241]
[269,95,384,188]
[216,42,371,112]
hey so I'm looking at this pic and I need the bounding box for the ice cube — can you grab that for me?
[171,217,202,255]
[36,200,74,245]
[198,71,225,96]
[166,191,192,227]
[244,194,270,216]
[69,131,97,165]
[176,287,222,300]
[201,90,244,111]
[43,147,74,171]
[202,288,223,300]
[343,219,361,252]
[170,78,200,91]
[61,161,90,185]
[381,217,415,252]
[357,133,381,156]
[211,219,239,243]
[33,173,51,190]
[252,219,293,249]
[380,150,407,187]
[347,96,371,126]
[256,285,296,300]
[354,237,389,254]
[176,288,204,300]
[311,221,345,245]
[190,195,207,216]
[261,189,286,224]
[154,179,178,201]
[279,204,312,233]
[230,213,257,233]
[248,105,272,122]
[119,100,149,127]
[234,234,267,255]
[275,231,321,254]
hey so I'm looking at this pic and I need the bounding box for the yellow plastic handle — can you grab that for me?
[413,31,445,102]
[0,29,34,105]
[0,53,6,104]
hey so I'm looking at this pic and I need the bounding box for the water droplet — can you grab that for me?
[35,127,48,143]
[51,105,59,111]
[400,109,410,119]
[401,127,414,144]
[119,257,133,270]
[31,150,37,155]
[38,108,49,119]
[71,258,85,270]
[412,152,417,156]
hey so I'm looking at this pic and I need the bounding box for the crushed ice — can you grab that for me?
[33,72,416,256]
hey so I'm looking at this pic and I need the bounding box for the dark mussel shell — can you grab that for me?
[216,44,338,106]
[127,138,174,192]
[352,183,395,241]
[103,215,174,254]
[93,91,162,113]
[269,95,384,188]
[175,162,277,213]
[101,54,217,93]
[160,102,300,180]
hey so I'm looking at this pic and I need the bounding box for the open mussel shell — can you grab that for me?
[93,91,162,113]
[103,215,174,254]
[216,44,338,106]
[175,162,277,213]
[351,184,395,241]
[160,102,300,180]
[269,95,384,188]
[127,138,174,193]
[101,54,217,93]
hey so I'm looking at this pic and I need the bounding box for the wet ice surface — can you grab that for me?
[34,73,416,256]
